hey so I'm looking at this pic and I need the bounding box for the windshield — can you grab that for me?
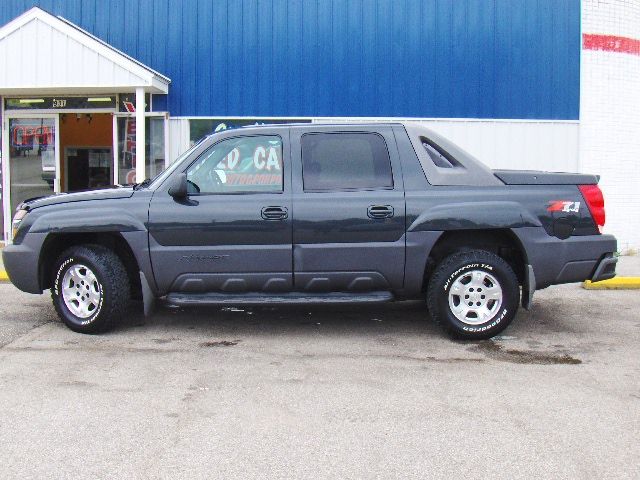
[147,136,209,188]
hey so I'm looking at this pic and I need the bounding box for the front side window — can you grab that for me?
[186,135,283,194]
[301,132,393,191]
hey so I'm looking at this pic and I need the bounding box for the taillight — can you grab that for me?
[579,184,605,233]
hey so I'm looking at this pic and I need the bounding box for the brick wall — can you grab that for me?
[580,0,640,253]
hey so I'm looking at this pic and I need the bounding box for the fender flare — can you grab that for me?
[408,201,542,232]
[28,208,146,234]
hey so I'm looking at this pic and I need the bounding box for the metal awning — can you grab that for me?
[0,7,170,95]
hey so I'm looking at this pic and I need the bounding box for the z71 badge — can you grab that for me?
[547,200,580,213]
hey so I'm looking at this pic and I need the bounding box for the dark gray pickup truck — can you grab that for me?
[3,123,617,339]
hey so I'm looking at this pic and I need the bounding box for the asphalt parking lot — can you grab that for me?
[0,258,639,479]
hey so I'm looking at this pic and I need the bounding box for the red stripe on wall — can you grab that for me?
[583,33,640,56]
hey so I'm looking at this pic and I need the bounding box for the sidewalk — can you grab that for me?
[583,254,640,289]
[614,254,640,276]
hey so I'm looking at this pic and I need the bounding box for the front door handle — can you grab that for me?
[261,206,288,220]
[367,205,394,219]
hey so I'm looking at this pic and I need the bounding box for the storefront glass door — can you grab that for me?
[5,114,59,220]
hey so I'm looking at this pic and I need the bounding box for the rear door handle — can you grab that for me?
[367,205,394,219]
[261,206,288,220]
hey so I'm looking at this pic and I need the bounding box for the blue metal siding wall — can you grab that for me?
[0,0,580,119]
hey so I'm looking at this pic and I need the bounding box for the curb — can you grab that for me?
[583,277,640,290]
[0,270,8,282]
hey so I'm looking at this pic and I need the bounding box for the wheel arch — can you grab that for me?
[422,228,528,292]
[39,232,142,298]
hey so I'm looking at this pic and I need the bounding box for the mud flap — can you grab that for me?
[139,271,156,316]
[522,264,535,311]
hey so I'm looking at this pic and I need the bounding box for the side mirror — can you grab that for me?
[168,173,188,199]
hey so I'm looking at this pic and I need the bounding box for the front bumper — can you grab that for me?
[2,233,47,294]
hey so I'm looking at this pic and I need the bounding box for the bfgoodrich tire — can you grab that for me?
[51,245,130,334]
[427,250,519,340]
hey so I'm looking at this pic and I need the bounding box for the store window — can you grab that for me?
[189,118,311,144]
[186,135,283,194]
[0,146,4,239]
[8,118,56,213]
[116,117,165,184]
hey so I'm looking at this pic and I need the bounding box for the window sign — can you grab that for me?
[118,93,151,113]
[4,96,116,110]
[117,117,137,184]
[189,118,311,143]
[117,117,165,184]
[187,135,283,194]
[8,118,56,215]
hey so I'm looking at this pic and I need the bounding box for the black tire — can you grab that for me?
[427,250,519,340]
[51,245,130,334]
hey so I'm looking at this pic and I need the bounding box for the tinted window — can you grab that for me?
[186,135,283,194]
[301,133,393,191]
[421,137,460,169]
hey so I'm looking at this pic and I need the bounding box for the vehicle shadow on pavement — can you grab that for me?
[111,300,588,365]
[118,299,448,338]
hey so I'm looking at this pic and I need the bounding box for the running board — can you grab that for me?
[165,291,394,307]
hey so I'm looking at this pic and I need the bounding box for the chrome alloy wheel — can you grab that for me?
[448,270,503,325]
[61,264,103,319]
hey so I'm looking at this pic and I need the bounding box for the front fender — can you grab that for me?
[27,206,146,234]
[16,197,156,294]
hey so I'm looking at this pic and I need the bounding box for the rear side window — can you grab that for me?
[301,133,393,191]
[421,137,461,169]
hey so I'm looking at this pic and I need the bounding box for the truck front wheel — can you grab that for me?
[51,245,130,334]
[427,250,519,340]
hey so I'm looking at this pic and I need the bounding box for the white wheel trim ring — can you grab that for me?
[61,264,103,319]
[447,269,503,325]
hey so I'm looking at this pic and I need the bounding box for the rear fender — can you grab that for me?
[408,201,542,232]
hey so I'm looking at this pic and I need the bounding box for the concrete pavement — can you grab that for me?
[0,269,639,479]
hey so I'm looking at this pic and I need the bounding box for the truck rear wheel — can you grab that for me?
[427,250,519,340]
[51,245,130,334]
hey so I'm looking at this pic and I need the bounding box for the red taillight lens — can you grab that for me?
[579,184,606,232]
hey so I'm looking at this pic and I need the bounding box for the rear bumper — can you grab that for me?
[2,233,47,294]
[513,227,617,289]
[590,253,617,282]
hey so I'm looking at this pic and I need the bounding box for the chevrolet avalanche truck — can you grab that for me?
[3,123,618,339]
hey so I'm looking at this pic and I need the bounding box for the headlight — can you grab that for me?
[12,209,28,238]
